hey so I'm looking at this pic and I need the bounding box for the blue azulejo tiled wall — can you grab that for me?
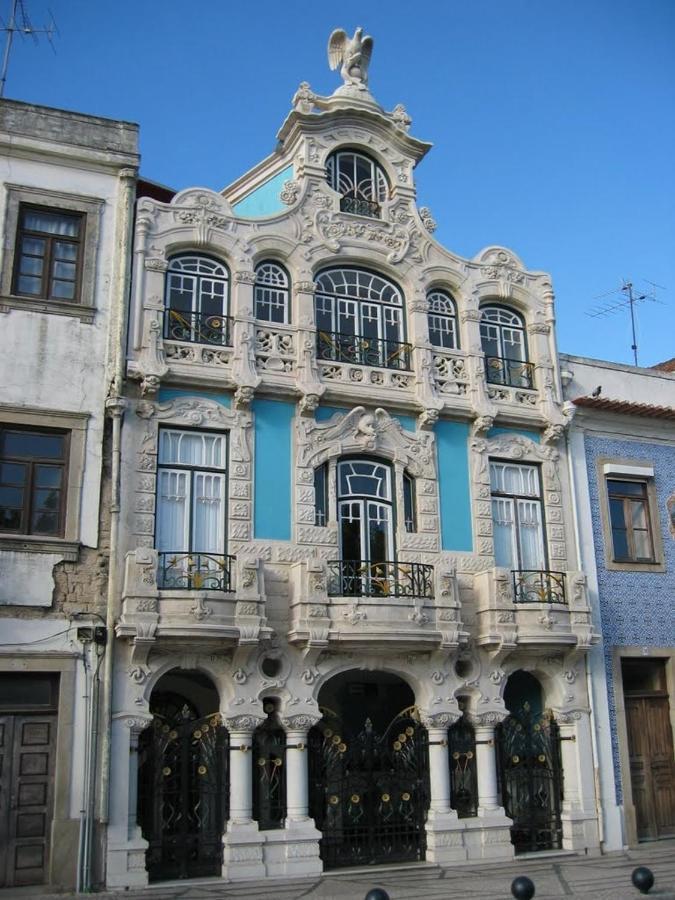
[584,434,675,802]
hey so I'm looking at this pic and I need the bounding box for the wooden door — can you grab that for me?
[0,714,57,887]
[625,695,675,840]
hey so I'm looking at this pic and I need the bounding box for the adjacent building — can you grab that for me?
[564,354,675,850]
[107,35,602,889]
[0,100,138,890]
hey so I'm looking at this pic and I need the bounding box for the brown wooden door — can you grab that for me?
[625,695,675,840]
[0,714,57,887]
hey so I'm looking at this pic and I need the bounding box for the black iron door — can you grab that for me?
[497,703,563,853]
[309,707,429,869]
[137,695,229,881]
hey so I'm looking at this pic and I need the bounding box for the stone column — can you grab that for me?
[555,709,600,853]
[106,714,152,889]
[223,715,265,881]
[465,712,514,862]
[422,713,465,865]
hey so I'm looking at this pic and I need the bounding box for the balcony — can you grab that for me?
[485,356,535,390]
[164,308,233,347]
[317,330,412,372]
[116,549,271,662]
[339,195,381,218]
[158,551,235,592]
[474,567,597,650]
[288,559,468,654]
[327,559,433,600]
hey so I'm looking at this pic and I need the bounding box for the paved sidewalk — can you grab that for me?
[2,841,674,900]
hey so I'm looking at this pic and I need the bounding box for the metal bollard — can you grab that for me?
[632,867,655,895]
[511,875,535,899]
[364,890,391,900]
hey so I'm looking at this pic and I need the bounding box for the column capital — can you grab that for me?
[420,711,461,730]
[282,713,321,733]
[467,710,508,728]
[225,714,264,734]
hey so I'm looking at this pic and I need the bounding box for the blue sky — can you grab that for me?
[5,0,674,366]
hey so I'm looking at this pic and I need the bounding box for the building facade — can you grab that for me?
[107,36,603,888]
[0,100,138,890]
[564,355,675,851]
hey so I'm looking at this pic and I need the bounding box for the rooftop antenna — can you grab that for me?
[0,0,58,99]
[586,278,665,367]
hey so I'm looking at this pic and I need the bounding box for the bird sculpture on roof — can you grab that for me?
[328,27,374,88]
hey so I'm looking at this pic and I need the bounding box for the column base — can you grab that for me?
[106,834,149,889]
[264,819,322,877]
[223,821,266,881]
[561,810,601,853]
[464,814,514,861]
[425,812,467,864]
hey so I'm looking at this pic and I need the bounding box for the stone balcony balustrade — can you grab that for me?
[287,557,468,652]
[116,549,272,662]
[473,566,597,650]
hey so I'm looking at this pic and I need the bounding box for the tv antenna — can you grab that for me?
[0,0,58,99]
[586,278,666,367]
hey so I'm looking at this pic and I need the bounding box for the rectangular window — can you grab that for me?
[13,205,84,302]
[607,479,655,563]
[490,460,545,570]
[0,426,68,536]
[403,472,416,533]
[314,463,328,527]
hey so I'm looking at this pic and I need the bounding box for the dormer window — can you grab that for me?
[480,305,533,390]
[427,290,459,349]
[326,150,389,219]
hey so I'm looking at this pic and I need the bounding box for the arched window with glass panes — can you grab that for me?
[427,289,459,349]
[254,261,290,324]
[326,149,389,218]
[315,267,411,371]
[480,305,533,389]
[164,254,231,346]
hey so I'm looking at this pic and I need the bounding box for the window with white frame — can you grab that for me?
[155,428,231,590]
[254,261,290,324]
[490,460,546,571]
[326,150,389,218]
[427,290,459,349]
[164,255,231,346]
[480,306,533,389]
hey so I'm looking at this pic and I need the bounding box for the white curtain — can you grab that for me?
[156,469,189,552]
[492,497,516,568]
[517,499,545,570]
[192,473,224,555]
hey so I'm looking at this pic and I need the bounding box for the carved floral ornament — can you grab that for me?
[475,247,526,284]
[296,406,435,478]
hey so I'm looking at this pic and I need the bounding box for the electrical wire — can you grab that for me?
[0,626,73,647]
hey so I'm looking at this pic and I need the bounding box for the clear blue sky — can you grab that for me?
[5,0,674,366]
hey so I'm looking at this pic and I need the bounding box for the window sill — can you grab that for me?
[0,294,95,323]
[604,557,665,574]
[0,535,80,561]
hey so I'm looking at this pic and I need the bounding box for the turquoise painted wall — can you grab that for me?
[252,398,294,541]
[436,420,473,552]
[488,426,540,443]
[232,166,294,218]
[157,388,231,408]
[316,405,416,432]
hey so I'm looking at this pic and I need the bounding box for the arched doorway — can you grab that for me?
[308,670,429,869]
[137,670,228,881]
[497,671,562,853]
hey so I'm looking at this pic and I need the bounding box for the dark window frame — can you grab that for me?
[427,289,459,350]
[606,478,656,564]
[0,425,69,537]
[254,260,291,324]
[314,462,328,527]
[403,471,416,533]
[12,203,85,303]
[490,458,548,571]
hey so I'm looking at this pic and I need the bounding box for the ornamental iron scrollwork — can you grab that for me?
[327,559,434,600]
[137,694,229,881]
[158,552,236,592]
[496,703,563,853]
[512,570,566,605]
[448,715,478,818]
[317,330,412,371]
[485,356,535,390]
[164,308,233,347]
[308,705,429,869]
[252,700,286,830]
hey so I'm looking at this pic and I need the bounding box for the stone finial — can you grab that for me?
[327,27,374,89]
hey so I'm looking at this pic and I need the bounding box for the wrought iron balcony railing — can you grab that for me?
[164,309,233,347]
[158,552,235,592]
[485,356,535,390]
[512,570,566,605]
[327,559,434,600]
[339,195,381,218]
[317,330,412,371]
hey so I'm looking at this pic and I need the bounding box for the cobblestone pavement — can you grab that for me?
[2,841,674,900]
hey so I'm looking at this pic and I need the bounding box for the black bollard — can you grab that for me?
[632,867,655,895]
[364,890,390,900]
[511,875,535,900]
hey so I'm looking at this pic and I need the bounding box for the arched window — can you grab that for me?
[326,149,389,218]
[254,261,290,324]
[315,268,410,371]
[427,290,459,349]
[164,254,230,346]
[480,305,533,389]
[252,699,286,830]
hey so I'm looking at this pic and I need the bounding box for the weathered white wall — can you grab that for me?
[561,353,675,407]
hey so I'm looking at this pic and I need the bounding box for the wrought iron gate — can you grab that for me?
[497,703,563,853]
[309,707,429,869]
[137,695,229,881]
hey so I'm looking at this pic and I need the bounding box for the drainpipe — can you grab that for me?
[99,165,137,858]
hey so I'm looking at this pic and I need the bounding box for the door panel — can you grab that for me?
[626,695,675,840]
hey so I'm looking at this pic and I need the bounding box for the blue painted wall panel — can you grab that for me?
[252,398,294,540]
[232,166,293,218]
[436,420,473,551]
[157,388,231,408]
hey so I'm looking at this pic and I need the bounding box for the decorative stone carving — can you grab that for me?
[343,604,366,625]
[225,715,264,732]
[280,179,301,205]
[314,210,413,265]
[391,103,412,131]
[292,81,318,113]
[421,711,460,728]
[476,247,526,284]
[418,206,437,233]
[327,27,374,89]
